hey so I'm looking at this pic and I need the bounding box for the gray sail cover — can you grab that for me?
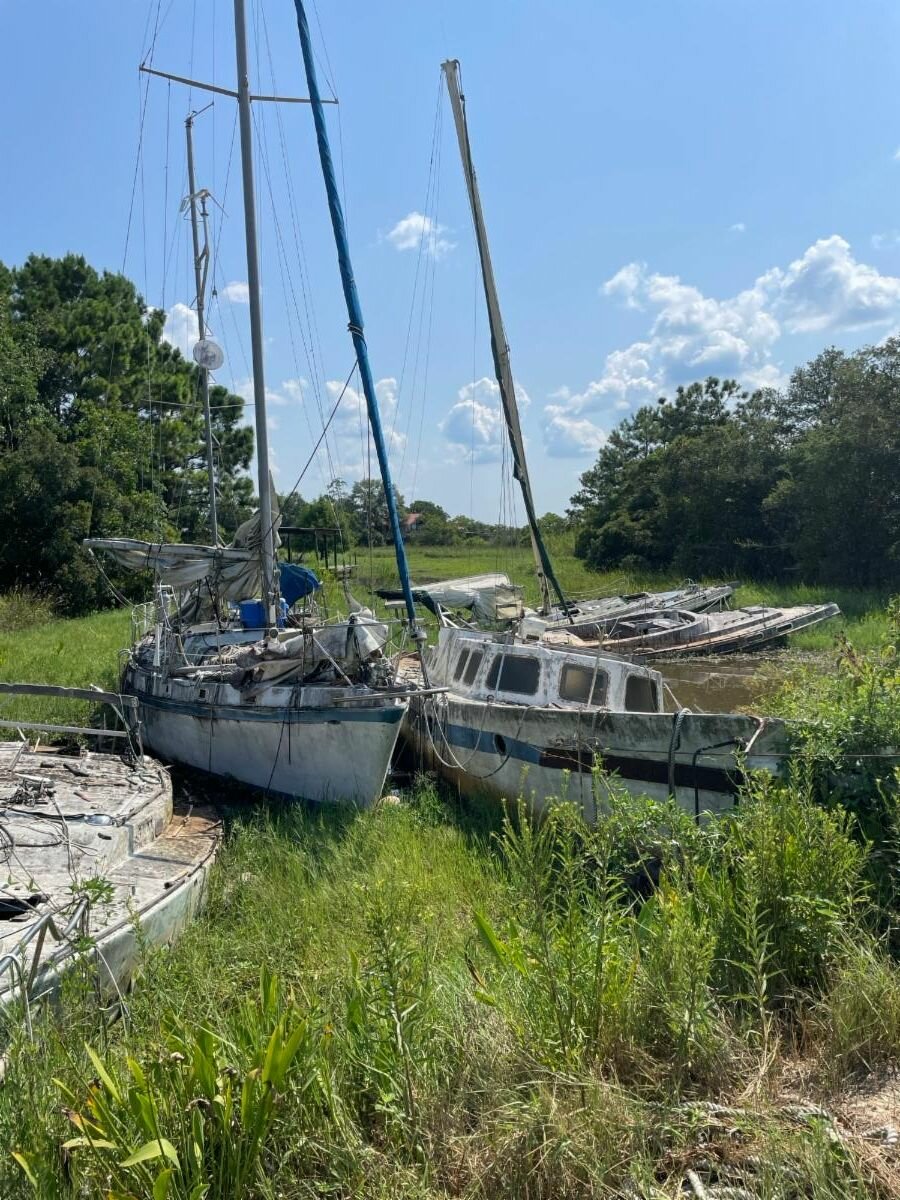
[417,574,523,622]
[85,493,282,603]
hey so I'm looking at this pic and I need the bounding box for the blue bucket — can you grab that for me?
[239,599,288,629]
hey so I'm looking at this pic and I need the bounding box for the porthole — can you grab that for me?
[494,733,507,756]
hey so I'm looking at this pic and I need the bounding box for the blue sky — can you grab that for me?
[3,1,900,521]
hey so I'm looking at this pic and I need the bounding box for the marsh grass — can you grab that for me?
[2,779,898,1199]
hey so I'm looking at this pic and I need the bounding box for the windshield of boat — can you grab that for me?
[485,653,540,697]
[558,662,608,706]
[624,673,660,713]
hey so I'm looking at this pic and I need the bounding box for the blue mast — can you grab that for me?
[292,1,420,636]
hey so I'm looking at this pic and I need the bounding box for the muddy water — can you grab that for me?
[659,651,829,714]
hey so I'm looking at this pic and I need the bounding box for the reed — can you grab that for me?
[2,778,897,1199]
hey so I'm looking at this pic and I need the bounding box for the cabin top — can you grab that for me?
[429,628,664,714]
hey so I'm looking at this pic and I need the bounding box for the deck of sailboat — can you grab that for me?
[0,742,219,1008]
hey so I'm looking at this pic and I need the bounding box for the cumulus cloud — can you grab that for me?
[386,211,455,260]
[763,235,900,333]
[318,376,406,476]
[439,377,530,464]
[542,234,900,455]
[221,280,250,303]
[542,406,606,458]
[161,302,199,356]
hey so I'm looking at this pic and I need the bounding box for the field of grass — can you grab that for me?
[4,780,900,1199]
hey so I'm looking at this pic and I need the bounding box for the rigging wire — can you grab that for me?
[257,8,340,470]
[389,74,443,475]
[260,359,359,546]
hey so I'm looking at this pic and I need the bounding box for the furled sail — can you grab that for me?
[85,489,282,605]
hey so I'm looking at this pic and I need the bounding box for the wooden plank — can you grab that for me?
[0,683,138,709]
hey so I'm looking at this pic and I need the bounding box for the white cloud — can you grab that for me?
[763,235,900,333]
[319,375,406,477]
[439,377,530,463]
[386,211,455,260]
[871,231,900,250]
[729,222,746,234]
[893,147,900,161]
[221,280,250,303]
[543,234,900,454]
[233,376,292,407]
[542,406,606,458]
[161,302,199,356]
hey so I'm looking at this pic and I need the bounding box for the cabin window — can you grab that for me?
[624,673,659,713]
[485,653,540,696]
[486,655,501,690]
[559,663,608,706]
[453,649,470,682]
[462,649,483,686]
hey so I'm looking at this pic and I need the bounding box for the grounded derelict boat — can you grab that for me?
[394,64,792,820]
[0,684,219,1011]
[88,0,429,807]
[401,628,789,819]
[86,537,408,806]
[378,575,736,632]
[541,602,841,658]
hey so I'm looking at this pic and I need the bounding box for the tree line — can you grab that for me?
[0,254,534,614]
[0,254,253,613]
[4,254,896,614]
[569,348,900,588]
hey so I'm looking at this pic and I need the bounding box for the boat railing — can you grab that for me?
[0,894,92,1028]
[0,682,143,758]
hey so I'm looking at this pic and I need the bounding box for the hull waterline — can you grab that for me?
[126,666,405,807]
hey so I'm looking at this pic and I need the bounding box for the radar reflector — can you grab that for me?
[193,338,224,371]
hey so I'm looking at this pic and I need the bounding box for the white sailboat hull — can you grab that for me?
[406,694,789,821]
[126,666,405,807]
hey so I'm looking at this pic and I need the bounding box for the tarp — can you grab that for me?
[378,573,523,624]
[279,563,320,607]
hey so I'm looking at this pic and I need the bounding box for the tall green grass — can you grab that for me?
[2,778,897,1198]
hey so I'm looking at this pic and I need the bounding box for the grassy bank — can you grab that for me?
[3,781,900,1198]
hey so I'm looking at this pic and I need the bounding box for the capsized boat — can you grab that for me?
[87,0,431,807]
[0,684,219,1012]
[540,602,841,658]
[399,628,790,819]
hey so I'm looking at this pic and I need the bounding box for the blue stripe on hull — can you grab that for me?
[136,690,405,726]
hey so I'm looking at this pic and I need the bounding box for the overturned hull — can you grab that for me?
[126,664,405,807]
[406,693,789,820]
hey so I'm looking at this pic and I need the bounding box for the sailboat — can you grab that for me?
[87,0,428,807]
[399,61,794,819]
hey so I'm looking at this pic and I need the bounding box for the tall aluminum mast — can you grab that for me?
[233,0,276,626]
[184,111,218,545]
[442,59,569,618]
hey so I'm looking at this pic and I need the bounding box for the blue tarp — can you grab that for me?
[279,562,320,607]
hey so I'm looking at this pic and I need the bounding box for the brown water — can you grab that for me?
[659,651,829,714]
